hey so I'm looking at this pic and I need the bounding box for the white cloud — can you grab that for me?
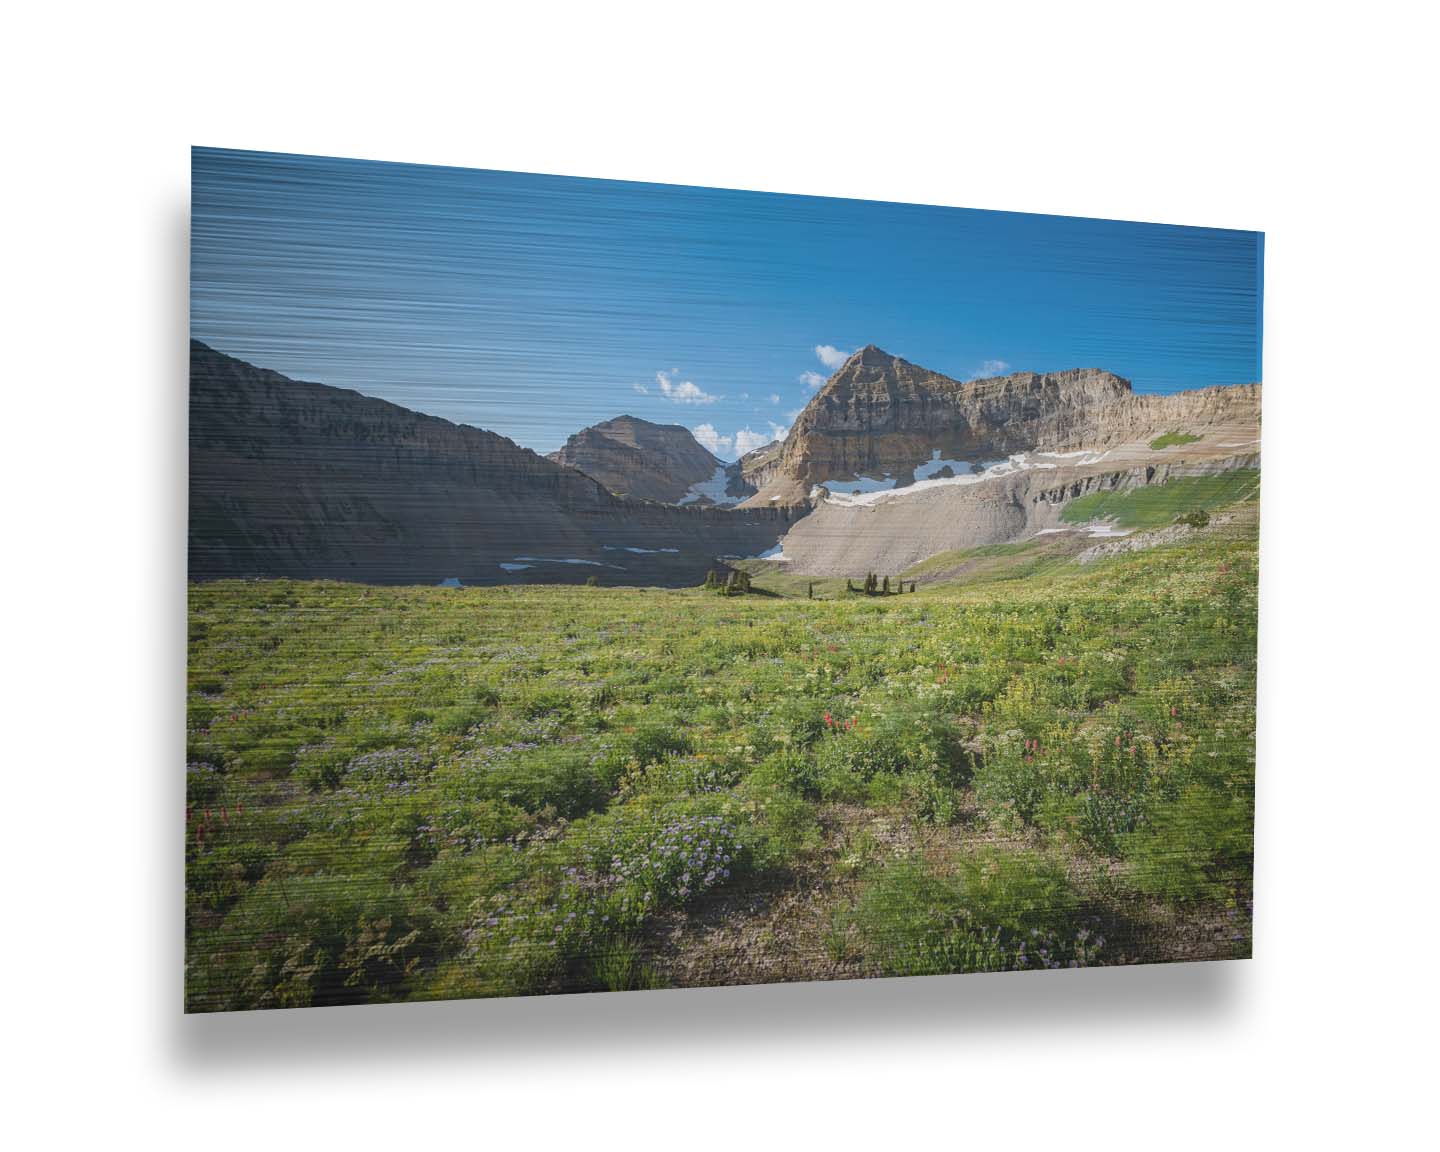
[734,427,772,456]
[655,369,717,404]
[692,423,733,455]
[769,393,781,405]
[971,359,1011,380]
[767,420,792,442]
[799,370,827,390]
[632,382,649,395]
[815,344,851,369]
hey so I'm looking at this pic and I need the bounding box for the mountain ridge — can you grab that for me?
[188,341,791,584]
[745,345,1259,505]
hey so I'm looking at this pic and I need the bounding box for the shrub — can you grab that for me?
[484,746,609,818]
[1121,783,1253,903]
[842,851,1101,977]
[592,940,666,991]
[186,874,441,1011]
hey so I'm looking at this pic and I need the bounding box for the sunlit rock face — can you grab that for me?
[548,415,729,505]
[747,345,1259,507]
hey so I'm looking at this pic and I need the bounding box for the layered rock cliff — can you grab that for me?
[746,345,1260,505]
[189,342,793,584]
[727,438,784,498]
[774,450,1260,577]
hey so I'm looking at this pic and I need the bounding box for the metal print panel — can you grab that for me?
[187,147,1261,1010]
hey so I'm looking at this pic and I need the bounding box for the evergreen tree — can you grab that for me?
[882,575,890,594]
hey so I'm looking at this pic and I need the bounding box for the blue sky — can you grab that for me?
[192,147,1263,460]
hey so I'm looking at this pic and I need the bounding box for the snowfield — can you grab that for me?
[677,465,741,506]
[818,449,1111,507]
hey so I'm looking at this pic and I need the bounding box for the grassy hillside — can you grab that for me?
[1061,469,1259,530]
[1149,431,1202,450]
[186,514,1257,1009]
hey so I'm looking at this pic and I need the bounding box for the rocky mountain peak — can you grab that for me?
[848,344,898,369]
[548,413,724,503]
[749,348,1238,503]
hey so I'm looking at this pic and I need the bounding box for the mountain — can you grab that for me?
[732,437,785,496]
[741,345,1261,575]
[548,415,727,504]
[188,342,792,584]
[188,339,1259,586]
[744,345,1260,506]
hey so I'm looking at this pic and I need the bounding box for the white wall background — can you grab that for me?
[5,3,1436,1147]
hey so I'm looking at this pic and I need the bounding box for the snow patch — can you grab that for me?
[820,450,1112,507]
[498,563,533,573]
[512,556,624,568]
[602,546,680,554]
[1035,521,1131,539]
[678,465,741,506]
[913,450,999,482]
[748,543,790,562]
[437,577,463,587]
[814,471,898,495]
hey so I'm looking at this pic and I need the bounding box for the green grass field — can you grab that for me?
[1149,431,1203,450]
[186,500,1257,1009]
[1061,469,1260,530]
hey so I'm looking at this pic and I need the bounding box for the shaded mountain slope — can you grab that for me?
[188,342,793,584]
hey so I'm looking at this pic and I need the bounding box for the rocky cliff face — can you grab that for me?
[547,415,724,504]
[725,438,783,499]
[748,345,1259,505]
[189,342,792,584]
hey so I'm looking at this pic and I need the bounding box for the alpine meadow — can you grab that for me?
[186,148,1261,1010]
